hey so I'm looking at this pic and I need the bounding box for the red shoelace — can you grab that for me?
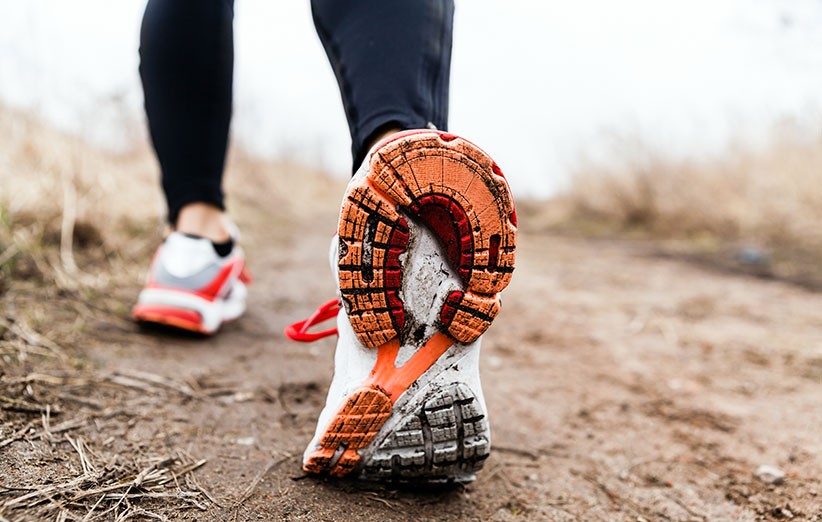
[284,298,340,342]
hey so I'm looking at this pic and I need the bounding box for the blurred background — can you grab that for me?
[5,0,822,289]
[2,0,822,198]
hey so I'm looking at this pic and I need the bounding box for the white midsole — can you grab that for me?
[136,283,247,333]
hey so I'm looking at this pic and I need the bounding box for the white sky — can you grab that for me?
[1,0,822,197]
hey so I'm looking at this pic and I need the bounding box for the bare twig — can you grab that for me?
[31,416,89,441]
[59,161,79,276]
[66,435,96,476]
[493,445,541,460]
[40,405,52,442]
[364,492,397,508]
[232,453,294,519]
[2,454,210,520]
[2,474,91,509]
[80,493,106,522]
[184,474,221,509]
[0,396,60,415]
[105,370,197,399]
[0,317,67,361]
[0,243,18,268]
[0,420,37,449]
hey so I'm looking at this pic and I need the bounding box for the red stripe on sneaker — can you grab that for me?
[145,259,246,302]
[196,260,244,300]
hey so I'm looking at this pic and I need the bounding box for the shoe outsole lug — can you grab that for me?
[360,383,490,483]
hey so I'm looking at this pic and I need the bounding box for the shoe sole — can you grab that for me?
[133,304,212,334]
[304,130,516,480]
[360,381,491,482]
[132,283,247,335]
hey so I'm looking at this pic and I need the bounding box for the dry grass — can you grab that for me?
[0,292,212,521]
[0,106,342,521]
[0,105,161,292]
[561,120,822,248]
[0,319,220,521]
[0,104,342,293]
[530,119,822,288]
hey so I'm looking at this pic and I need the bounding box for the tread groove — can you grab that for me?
[360,384,490,483]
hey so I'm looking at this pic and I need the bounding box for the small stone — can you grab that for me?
[736,245,770,266]
[487,355,503,370]
[236,437,255,446]
[755,464,786,484]
[233,391,254,403]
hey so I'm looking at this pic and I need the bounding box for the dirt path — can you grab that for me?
[2,200,822,521]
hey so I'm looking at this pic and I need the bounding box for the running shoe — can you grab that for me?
[132,230,251,335]
[287,130,517,483]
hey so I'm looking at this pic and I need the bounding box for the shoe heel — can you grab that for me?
[338,130,517,348]
[360,383,491,483]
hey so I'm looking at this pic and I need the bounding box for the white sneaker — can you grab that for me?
[133,231,251,335]
[287,130,517,483]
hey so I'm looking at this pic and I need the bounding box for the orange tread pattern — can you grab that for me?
[338,130,516,347]
[303,388,393,477]
[338,184,409,348]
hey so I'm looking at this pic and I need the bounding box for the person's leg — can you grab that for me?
[139,0,235,241]
[300,1,518,481]
[311,0,455,170]
[134,0,250,335]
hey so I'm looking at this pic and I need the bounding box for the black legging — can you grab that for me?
[139,0,455,224]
